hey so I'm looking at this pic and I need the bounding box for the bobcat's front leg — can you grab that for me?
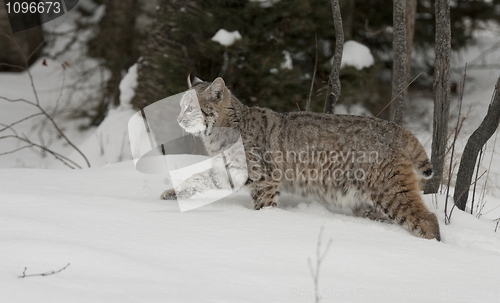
[160,188,177,200]
[160,167,229,201]
[160,186,199,201]
[250,181,280,210]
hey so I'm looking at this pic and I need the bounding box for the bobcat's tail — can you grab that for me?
[403,130,433,179]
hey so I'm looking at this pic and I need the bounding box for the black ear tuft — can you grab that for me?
[187,74,203,88]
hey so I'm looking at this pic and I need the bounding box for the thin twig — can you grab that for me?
[0,95,90,167]
[308,227,332,303]
[0,96,32,104]
[23,67,90,166]
[0,135,80,169]
[477,128,499,218]
[306,34,318,112]
[0,33,91,168]
[0,113,43,133]
[26,40,46,64]
[450,170,487,215]
[376,71,423,118]
[0,145,35,155]
[471,146,484,214]
[444,64,466,224]
[51,63,67,116]
[19,263,70,278]
[118,131,128,162]
[482,204,500,217]
[1,33,28,63]
[0,63,26,70]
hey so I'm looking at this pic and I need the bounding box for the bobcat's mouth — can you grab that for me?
[178,119,206,134]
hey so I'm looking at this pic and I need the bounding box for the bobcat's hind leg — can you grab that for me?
[372,150,441,241]
[250,181,280,210]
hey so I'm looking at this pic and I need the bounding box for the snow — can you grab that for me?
[67,108,134,167]
[211,29,242,47]
[281,50,293,70]
[249,0,281,8]
[334,104,373,117]
[1,4,500,301]
[334,40,375,70]
[66,62,139,167]
[0,163,500,302]
[118,63,138,110]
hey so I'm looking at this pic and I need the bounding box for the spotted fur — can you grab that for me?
[161,77,440,241]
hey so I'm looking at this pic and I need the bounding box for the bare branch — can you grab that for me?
[0,135,81,169]
[444,65,466,224]
[376,72,423,118]
[306,34,318,112]
[0,33,91,168]
[0,96,34,105]
[477,128,499,218]
[308,227,332,303]
[26,40,46,64]
[470,146,484,214]
[0,63,26,70]
[0,145,35,155]
[0,113,43,133]
[0,33,28,64]
[19,263,70,278]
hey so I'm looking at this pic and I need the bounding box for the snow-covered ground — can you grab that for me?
[1,162,500,302]
[1,3,500,301]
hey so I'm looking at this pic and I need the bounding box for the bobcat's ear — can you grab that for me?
[187,74,203,88]
[207,77,225,100]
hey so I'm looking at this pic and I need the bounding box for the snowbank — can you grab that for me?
[118,63,138,110]
[1,163,500,302]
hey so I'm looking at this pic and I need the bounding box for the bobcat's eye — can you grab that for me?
[186,105,194,112]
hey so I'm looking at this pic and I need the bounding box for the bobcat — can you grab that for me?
[161,76,441,241]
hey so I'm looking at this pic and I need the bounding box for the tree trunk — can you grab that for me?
[424,0,452,194]
[405,0,417,83]
[390,0,406,125]
[324,0,344,114]
[454,76,500,210]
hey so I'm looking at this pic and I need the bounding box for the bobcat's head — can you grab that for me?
[177,76,227,135]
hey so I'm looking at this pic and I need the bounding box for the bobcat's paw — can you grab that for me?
[254,202,278,210]
[160,189,177,200]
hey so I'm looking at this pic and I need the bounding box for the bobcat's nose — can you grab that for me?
[177,116,183,124]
